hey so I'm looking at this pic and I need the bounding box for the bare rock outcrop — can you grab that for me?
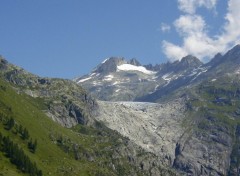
[96,99,186,166]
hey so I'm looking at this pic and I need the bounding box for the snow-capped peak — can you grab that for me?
[117,64,156,75]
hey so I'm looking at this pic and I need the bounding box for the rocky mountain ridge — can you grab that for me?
[96,73,240,175]
[75,44,240,175]
[75,45,240,103]
[0,56,180,176]
[1,44,240,175]
[75,55,205,101]
[0,56,98,127]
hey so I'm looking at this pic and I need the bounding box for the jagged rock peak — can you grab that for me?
[128,58,141,66]
[180,55,203,67]
[215,52,223,58]
[160,55,203,74]
[225,44,240,57]
[95,57,143,74]
[230,44,240,52]
[206,53,223,67]
[144,63,163,72]
[102,57,126,65]
[94,57,127,74]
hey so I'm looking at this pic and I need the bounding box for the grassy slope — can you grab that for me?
[0,77,116,176]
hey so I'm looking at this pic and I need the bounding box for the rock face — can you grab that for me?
[96,99,186,166]
[40,79,98,127]
[94,57,127,75]
[75,45,240,103]
[2,45,240,175]
[75,56,205,102]
[0,56,98,127]
[96,89,239,175]
[91,45,240,175]
[75,57,159,101]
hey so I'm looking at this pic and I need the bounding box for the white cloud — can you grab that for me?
[162,0,240,62]
[174,15,205,36]
[219,0,240,45]
[178,0,218,14]
[162,41,187,62]
[160,23,171,32]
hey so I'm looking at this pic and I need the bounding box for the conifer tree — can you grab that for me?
[18,124,23,135]
[6,117,15,130]
[28,138,38,153]
[0,132,2,142]
[1,134,42,175]
[33,139,37,153]
[22,127,29,140]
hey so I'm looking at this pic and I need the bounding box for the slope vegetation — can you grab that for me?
[0,67,177,175]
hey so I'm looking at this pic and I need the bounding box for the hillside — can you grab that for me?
[75,45,240,104]
[75,45,240,175]
[0,57,97,128]
[0,63,177,175]
[75,56,203,102]
[95,72,240,175]
[1,44,240,175]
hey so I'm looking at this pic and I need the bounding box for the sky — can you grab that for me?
[0,0,240,79]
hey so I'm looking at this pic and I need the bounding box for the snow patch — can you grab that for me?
[90,73,96,77]
[211,79,217,82]
[155,85,159,90]
[148,85,159,94]
[189,71,198,77]
[92,81,102,85]
[102,58,110,64]
[191,72,202,82]
[104,75,114,81]
[190,67,209,82]
[162,72,174,87]
[115,89,121,92]
[112,81,120,85]
[162,73,172,81]
[189,66,209,77]
[78,77,92,83]
[117,64,156,75]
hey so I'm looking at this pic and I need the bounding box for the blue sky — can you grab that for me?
[0,0,239,78]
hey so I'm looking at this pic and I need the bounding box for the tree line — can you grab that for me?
[3,117,38,153]
[0,132,42,176]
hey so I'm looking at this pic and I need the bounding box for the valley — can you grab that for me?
[1,45,240,175]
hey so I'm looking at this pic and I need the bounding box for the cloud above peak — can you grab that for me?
[178,0,218,14]
[174,15,206,36]
[162,0,240,62]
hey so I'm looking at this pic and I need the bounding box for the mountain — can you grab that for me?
[96,76,240,175]
[0,56,97,127]
[74,44,240,175]
[74,57,158,101]
[2,44,240,176]
[140,45,240,102]
[0,56,178,176]
[75,56,204,101]
[203,44,240,77]
[75,45,240,103]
